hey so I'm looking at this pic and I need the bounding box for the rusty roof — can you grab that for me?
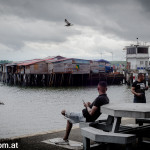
[17,56,65,66]
[47,58,91,64]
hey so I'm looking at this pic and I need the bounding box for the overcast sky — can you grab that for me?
[0,0,149,61]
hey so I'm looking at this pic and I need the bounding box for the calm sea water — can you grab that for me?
[0,83,150,139]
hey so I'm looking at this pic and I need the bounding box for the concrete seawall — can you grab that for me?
[1,118,150,150]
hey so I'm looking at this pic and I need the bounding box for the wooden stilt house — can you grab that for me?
[47,58,90,74]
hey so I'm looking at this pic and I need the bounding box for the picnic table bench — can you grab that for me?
[80,116,136,150]
[81,127,136,150]
[80,103,150,150]
[136,118,150,126]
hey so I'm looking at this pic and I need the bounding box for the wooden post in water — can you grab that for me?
[52,74,54,86]
[72,74,73,86]
[54,74,57,87]
[35,74,37,86]
[28,74,30,86]
[17,74,19,85]
[4,73,6,83]
[90,72,93,85]
[21,74,23,85]
[82,74,83,86]
[31,74,34,86]
[2,73,4,82]
[69,73,72,85]
[51,73,54,86]
[14,74,17,85]
[60,73,64,86]
[42,74,45,86]
[8,73,11,85]
[23,74,27,86]
[45,74,47,86]
[49,74,52,86]
[18,74,21,85]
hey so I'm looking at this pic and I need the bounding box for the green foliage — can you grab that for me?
[0,60,12,64]
[110,61,126,66]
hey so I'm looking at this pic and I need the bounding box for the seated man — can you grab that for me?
[55,81,109,145]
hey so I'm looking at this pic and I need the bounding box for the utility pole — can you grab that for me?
[100,52,103,59]
[110,52,113,61]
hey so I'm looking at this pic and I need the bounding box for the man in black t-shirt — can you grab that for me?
[82,92,109,122]
[131,73,148,103]
[55,81,109,145]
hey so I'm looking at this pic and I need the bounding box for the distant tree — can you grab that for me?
[0,60,12,64]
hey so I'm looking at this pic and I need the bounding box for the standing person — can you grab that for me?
[131,73,148,103]
[55,81,109,145]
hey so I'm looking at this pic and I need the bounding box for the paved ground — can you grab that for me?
[0,118,150,150]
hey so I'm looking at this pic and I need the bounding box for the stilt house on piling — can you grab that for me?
[90,59,111,74]
[0,63,10,82]
[0,56,124,86]
[0,64,3,81]
[46,58,91,86]
[5,60,42,84]
[17,59,47,75]
[0,64,2,74]
[16,56,65,75]
[16,56,65,85]
[47,58,91,74]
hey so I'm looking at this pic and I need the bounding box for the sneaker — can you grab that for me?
[55,139,69,145]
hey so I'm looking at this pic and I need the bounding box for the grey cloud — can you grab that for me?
[0,16,81,50]
[0,0,149,57]
[66,0,150,41]
[137,0,150,12]
[0,0,76,22]
[0,0,83,50]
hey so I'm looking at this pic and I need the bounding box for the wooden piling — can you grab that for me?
[23,74,27,86]
[69,74,72,85]
[49,74,52,86]
[60,74,62,86]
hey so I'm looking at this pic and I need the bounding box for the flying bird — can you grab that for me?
[65,19,73,26]
[0,102,4,105]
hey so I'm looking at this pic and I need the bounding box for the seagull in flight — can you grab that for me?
[65,19,73,26]
[0,102,4,105]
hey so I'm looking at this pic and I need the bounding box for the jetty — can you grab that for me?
[0,56,124,86]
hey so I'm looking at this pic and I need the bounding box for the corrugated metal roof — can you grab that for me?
[48,58,91,64]
[97,59,110,64]
[5,56,93,67]
[18,59,46,66]
[47,58,71,63]
[17,56,65,66]
[46,56,66,63]
[6,59,42,66]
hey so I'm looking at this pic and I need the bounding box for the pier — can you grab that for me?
[0,56,124,87]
